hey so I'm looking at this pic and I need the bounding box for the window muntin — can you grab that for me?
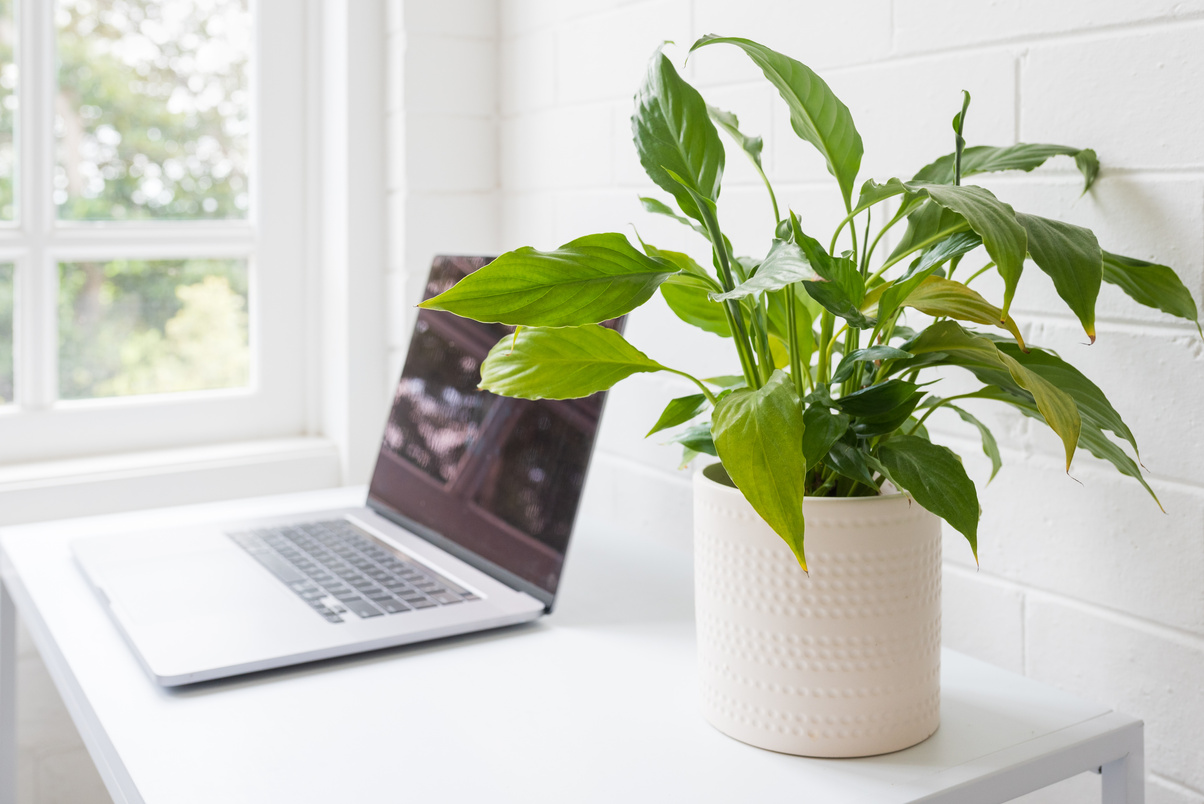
[0,262,12,403]
[0,0,16,221]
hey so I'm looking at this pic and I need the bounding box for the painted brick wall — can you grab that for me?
[481,2,1204,802]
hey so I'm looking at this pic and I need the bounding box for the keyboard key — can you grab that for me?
[378,599,411,614]
[431,592,462,605]
[344,598,384,618]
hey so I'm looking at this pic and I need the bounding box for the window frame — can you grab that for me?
[0,0,311,465]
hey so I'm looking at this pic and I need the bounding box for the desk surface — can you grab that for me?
[0,487,1142,804]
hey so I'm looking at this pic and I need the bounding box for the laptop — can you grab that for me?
[72,255,612,686]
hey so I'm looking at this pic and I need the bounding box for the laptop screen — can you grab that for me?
[367,255,609,606]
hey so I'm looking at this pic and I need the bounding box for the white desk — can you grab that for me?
[0,487,1143,803]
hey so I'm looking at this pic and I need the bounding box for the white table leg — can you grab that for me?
[0,580,16,804]
[1101,725,1145,804]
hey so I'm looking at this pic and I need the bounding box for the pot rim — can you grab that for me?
[696,459,910,504]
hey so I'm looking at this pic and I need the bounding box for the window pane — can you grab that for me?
[59,258,249,399]
[0,263,12,403]
[55,0,251,221]
[0,0,15,220]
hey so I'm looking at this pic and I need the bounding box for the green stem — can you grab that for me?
[907,391,982,434]
[662,367,719,406]
[697,206,761,389]
[816,311,835,383]
[962,261,996,286]
[785,288,805,402]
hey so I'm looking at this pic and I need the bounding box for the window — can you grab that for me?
[0,0,308,464]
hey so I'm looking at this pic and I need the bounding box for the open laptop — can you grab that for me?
[72,255,612,686]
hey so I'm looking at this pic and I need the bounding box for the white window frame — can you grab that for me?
[0,0,311,465]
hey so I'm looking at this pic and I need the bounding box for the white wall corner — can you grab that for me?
[315,0,390,485]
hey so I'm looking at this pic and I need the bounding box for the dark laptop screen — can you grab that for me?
[367,255,608,605]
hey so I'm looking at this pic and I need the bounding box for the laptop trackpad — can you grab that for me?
[102,548,293,627]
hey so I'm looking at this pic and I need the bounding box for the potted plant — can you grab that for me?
[418,37,1200,757]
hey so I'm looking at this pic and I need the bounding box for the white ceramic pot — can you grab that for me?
[693,462,942,757]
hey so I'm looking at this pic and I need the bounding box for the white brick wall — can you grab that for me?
[487,2,1204,800]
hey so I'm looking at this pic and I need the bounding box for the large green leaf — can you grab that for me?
[479,325,665,399]
[824,438,880,489]
[902,322,1081,469]
[913,143,1099,192]
[646,393,708,437]
[632,50,725,223]
[691,35,863,206]
[876,230,981,323]
[1101,251,1201,335]
[420,233,676,327]
[801,254,873,328]
[917,183,1028,318]
[836,378,919,418]
[665,422,718,457]
[877,435,980,558]
[639,196,708,238]
[712,370,809,569]
[801,404,848,468]
[900,276,1026,346]
[711,239,818,301]
[886,201,972,265]
[1017,213,1102,341]
[994,341,1139,461]
[661,282,732,337]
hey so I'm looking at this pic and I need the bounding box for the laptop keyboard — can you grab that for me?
[228,519,479,624]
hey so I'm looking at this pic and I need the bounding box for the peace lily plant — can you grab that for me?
[420,36,1200,570]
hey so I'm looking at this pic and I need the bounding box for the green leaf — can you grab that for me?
[877,435,980,558]
[691,35,863,206]
[479,325,665,399]
[801,404,849,468]
[900,276,1026,347]
[646,393,708,437]
[836,378,920,417]
[708,105,764,170]
[710,239,818,301]
[661,283,731,337]
[824,439,880,489]
[639,196,708,237]
[831,345,912,384]
[902,322,1081,469]
[913,143,1100,193]
[419,233,677,327]
[994,341,1140,461]
[801,254,873,328]
[876,231,982,323]
[852,391,925,437]
[1101,251,1201,335]
[1016,213,1102,341]
[712,370,809,569]
[943,403,1003,482]
[916,183,1028,318]
[632,50,725,223]
[665,422,718,457]
[887,201,972,266]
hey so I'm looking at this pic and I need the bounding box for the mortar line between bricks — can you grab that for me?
[944,563,1204,651]
[932,427,1204,493]
[1149,772,1204,800]
[1019,308,1204,338]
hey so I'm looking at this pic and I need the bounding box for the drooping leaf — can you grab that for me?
[1016,213,1102,341]
[915,183,1028,318]
[420,233,677,327]
[835,378,920,418]
[665,422,718,457]
[994,341,1139,461]
[877,435,980,558]
[900,276,1026,347]
[712,370,809,568]
[639,196,708,237]
[886,201,972,266]
[913,143,1100,193]
[711,239,819,301]
[876,231,982,323]
[941,402,1003,482]
[1101,251,1201,335]
[901,322,1081,469]
[691,35,863,206]
[831,345,912,384]
[632,50,725,223]
[708,105,765,170]
[801,404,848,468]
[646,393,708,437]
[479,325,665,399]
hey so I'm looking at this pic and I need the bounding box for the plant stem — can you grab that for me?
[963,261,996,286]
[908,391,982,434]
[816,311,835,383]
[785,287,805,402]
[697,206,762,389]
[662,367,719,406]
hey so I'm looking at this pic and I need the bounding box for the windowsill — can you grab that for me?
[0,437,343,527]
